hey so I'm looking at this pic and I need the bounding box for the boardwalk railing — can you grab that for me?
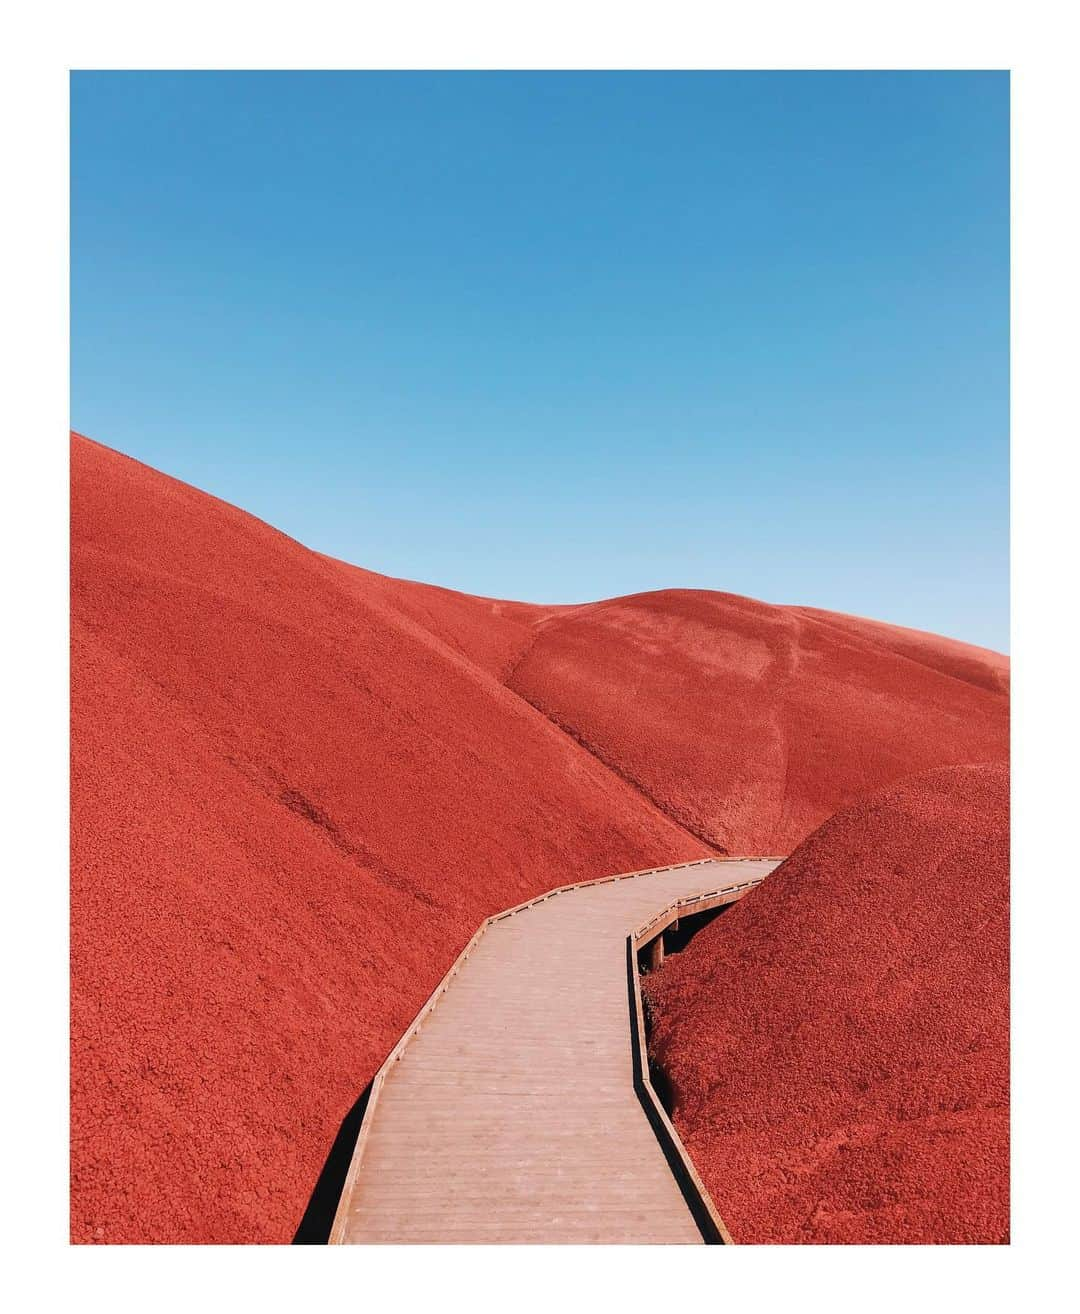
[626,878,769,1243]
[329,856,777,1245]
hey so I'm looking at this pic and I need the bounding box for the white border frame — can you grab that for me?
[5,5,1076,1310]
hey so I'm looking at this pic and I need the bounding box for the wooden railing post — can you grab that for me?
[649,935,664,971]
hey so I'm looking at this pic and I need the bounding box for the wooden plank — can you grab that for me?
[330,856,781,1244]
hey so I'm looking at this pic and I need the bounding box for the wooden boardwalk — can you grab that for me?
[331,857,780,1244]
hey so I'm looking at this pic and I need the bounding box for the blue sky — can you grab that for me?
[71,71,1009,651]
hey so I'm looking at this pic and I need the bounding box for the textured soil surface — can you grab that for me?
[644,763,1010,1244]
[71,433,1009,1243]
[509,591,1008,855]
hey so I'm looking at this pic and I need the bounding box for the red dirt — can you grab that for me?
[71,433,1009,1243]
[644,762,1010,1244]
[70,435,703,1245]
[509,591,1008,854]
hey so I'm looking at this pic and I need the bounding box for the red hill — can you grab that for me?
[70,433,1008,1243]
[508,590,1008,854]
[644,762,1010,1244]
[70,434,704,1245]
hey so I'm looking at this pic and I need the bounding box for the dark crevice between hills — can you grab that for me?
[505,688,728,856]
[276,782,441,909]
[292,1078,373,1243]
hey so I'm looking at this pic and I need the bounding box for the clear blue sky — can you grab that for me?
[71,71,1009,651]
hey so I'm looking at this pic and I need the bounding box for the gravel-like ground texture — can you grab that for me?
[71,433,1009,1242]
[644,763,1009,1244]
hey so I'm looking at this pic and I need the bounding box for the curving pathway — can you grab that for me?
[331,857,780,1244]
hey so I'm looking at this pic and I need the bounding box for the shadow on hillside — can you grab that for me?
[292,1079,373,1244]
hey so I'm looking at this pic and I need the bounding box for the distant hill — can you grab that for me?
[508,589,1007,855]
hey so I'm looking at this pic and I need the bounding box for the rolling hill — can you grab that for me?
[70,432,1008,1242]
[644,762,1010,1244]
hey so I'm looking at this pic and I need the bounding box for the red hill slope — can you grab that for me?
[70,433,1009,1243]
[70,435,703,1245]
[508,591,1008,854]
[644,762,1010,1244]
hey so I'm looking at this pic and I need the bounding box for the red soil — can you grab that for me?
[509,591,1008,854]
[71,434,705,1245]
[644,763,1010,1244]
[70,433,1009,1243]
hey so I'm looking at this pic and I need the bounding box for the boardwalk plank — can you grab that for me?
[333,858,779,1244]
